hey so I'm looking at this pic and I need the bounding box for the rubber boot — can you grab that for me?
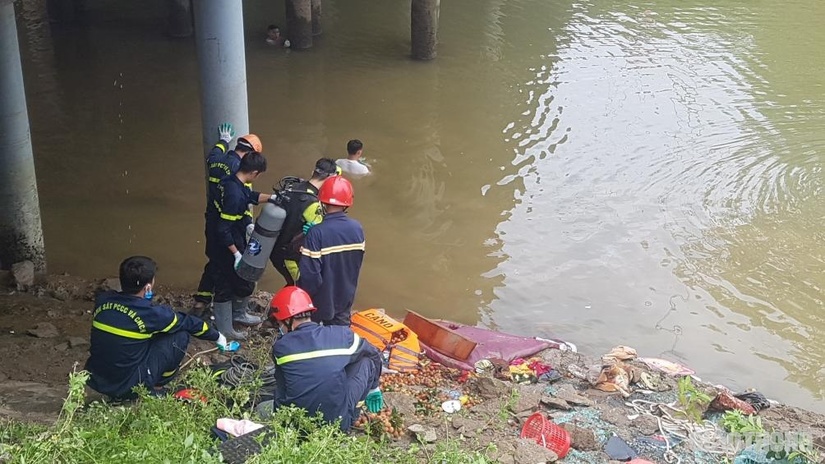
[213,301,247,340]
[232,297,262,326]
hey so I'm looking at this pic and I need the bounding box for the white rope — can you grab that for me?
[627,399,737,463]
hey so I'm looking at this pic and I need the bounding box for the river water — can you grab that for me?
[14,0,824,411]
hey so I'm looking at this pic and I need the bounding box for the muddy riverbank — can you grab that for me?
[1,271,824,463]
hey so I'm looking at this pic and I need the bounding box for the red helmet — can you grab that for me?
[269,286,316,321]
[318,175,354,207]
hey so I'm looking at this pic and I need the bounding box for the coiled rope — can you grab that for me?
[627,399,737,464]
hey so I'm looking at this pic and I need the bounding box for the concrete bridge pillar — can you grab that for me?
[286,0,312,49]
[193,0,249,182]
[0,0,46,271]
[166,0,193,38]
[411,0,440,60]
[311,0,322,36]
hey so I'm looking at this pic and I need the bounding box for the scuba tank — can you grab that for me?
[236,200,287,282]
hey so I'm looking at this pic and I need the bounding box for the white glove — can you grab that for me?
[218,123,235,144]
[233,251,243,269]
[284,39,291,48]
[216,333,228,351]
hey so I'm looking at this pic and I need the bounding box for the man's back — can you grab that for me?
[335,159,370,177]
[297,212,365,325]
[272,323,378,429]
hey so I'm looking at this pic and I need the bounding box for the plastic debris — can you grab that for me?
[604,434,637,460]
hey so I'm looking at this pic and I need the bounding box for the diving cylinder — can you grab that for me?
[237,202,286,282]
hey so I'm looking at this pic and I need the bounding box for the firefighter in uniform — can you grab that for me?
[192,124,264,317]
[268,158,340,286]
[85,256,228,400]
[209,151,272,340]
[298,176,365,326]
[269,286,383,431]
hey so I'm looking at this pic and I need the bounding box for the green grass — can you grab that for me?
[0,368,495,464]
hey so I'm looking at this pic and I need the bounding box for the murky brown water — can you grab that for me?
[14,0,825,411]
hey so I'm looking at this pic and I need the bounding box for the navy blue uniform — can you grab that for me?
[298,212,365,326]
[85,291,219,399]
[209,175,261,302]
[272,323,381,431]
[195,141,243,305]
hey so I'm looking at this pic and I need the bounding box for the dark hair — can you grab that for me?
[239,151,267,174]
[119,256,156,294]
[311,158,338,180]
[346,140,363,155]
[268,24,279,31]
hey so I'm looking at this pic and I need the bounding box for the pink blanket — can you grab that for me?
[419,321,568,371]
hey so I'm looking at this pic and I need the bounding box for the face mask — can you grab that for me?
[144,288,153,300]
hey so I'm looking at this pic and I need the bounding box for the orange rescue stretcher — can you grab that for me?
[351,309,421,372]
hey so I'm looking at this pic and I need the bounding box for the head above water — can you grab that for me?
[346,139,363,159]
[267,25,281,40]
[119,256,156,296]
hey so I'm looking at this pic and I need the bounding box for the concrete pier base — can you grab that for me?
[286,0,312,49]
[411,0,440,60]
[0,0,46,271]
[311,0,322,36]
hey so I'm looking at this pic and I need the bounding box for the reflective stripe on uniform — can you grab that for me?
[194,321,209,336]
[208,177,222,184]
[195,291,213,298]
[160,315,178,333]
[162,369,177,377]
[300,242,366,259]
[92,321,152,339]
[244,210,253,218]
[216,142,227,152]
[220,212,244,221]
[275,334,361,366]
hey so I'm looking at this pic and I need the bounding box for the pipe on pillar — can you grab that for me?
[286,0,312,49]
[193,0,249,184]
[166,0,193,38]
[311,0,322,36]
[411,0,440,60]
[0,0,46,271]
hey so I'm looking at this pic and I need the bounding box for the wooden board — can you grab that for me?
[403,310,477,361]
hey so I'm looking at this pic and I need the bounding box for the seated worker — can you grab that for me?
[85,256,227,400]
[268,158,340,286]
[266,24,290,48]
[269,286,383,431]
[335,139,370,177]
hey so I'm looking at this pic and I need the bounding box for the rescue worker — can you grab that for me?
[85,256,227,400]
[268,158,340,286]
[269,286,383,431]
[297,176,365,326]
[210,151,272,340]
[192,124,264,317]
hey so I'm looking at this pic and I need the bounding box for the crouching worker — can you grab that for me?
[85,256,228,400]
[269,286,383,431]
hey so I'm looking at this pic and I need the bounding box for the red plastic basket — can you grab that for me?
[520,412,571,458]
